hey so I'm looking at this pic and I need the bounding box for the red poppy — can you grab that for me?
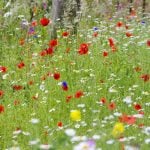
[41,75,46,81]
[78,43,89,55]
[0,90,4,98]
[134,66,142,72]
[103,51,108,57]
[14,100,20,106]
[75,90,84,98]
[147,40,150,47]
[119,114,136,125]
[139,111,144,115]
[111,45,117,52]
[49,39,58,47]
[100,97,107,104]
[19,38,25,45]
[108,38,115,47]
[126,116,136,125]
[62,31,69,37]
[66,95,73,103]
[40,17,50,26]
[140,74,150,82]
[108,38,117,52]
[134,104,142,111]
[116,21,123,27]
[138,123,144,128]
[130,8,136,17]
[31,20,37,26]
[17,62,25,69]
[32,95,38,100]
[46,47,54,55]
[93,32,98,37]
[40,50,47,56]
[125,25,129,30]
[108,102,116,110]
[28,80,34,85]
[57,121,63,127]
[13,85,23,91]
[53,73,60,80]
[126,32,133,37]
[66,48,71,53]
[62,86,68,91]
[0,66,7,73]
[100,79,104,83]
[0,105,4,113]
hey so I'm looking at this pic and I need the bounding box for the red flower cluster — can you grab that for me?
[40,47,54,56]
[40,17,50,26]
[108,38,117,52]
[78,43,89,55]
[108,38,115,47]
[119,114,136,125]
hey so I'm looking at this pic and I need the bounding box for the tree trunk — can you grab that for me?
[116,0,120,11]
[30,0,34,21]
[51,0,81,39]
[129,0,133,14]
[142,0,146,17]
[51,0,64,39]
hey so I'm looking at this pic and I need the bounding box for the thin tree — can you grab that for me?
[30,0,34,21]
[129,0,133,14]
[51,0,64,39]
[142,0,146,17]
[116,0,120,11]
[51,0,81,39]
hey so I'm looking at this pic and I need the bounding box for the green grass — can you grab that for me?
[0,2,150,150]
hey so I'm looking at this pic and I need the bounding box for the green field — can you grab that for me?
[0,1,150,150]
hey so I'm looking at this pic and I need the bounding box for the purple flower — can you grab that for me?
[42,2,47,10]
[28,27,35,34]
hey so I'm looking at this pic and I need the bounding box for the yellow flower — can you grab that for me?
[112,122,124,137]
[70,110,81,121]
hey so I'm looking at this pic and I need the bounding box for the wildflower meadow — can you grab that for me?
[0,0,150,150]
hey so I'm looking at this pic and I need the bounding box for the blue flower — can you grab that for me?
[62,81,67,87]
[93,27,99,31]
[141,21,146,24]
